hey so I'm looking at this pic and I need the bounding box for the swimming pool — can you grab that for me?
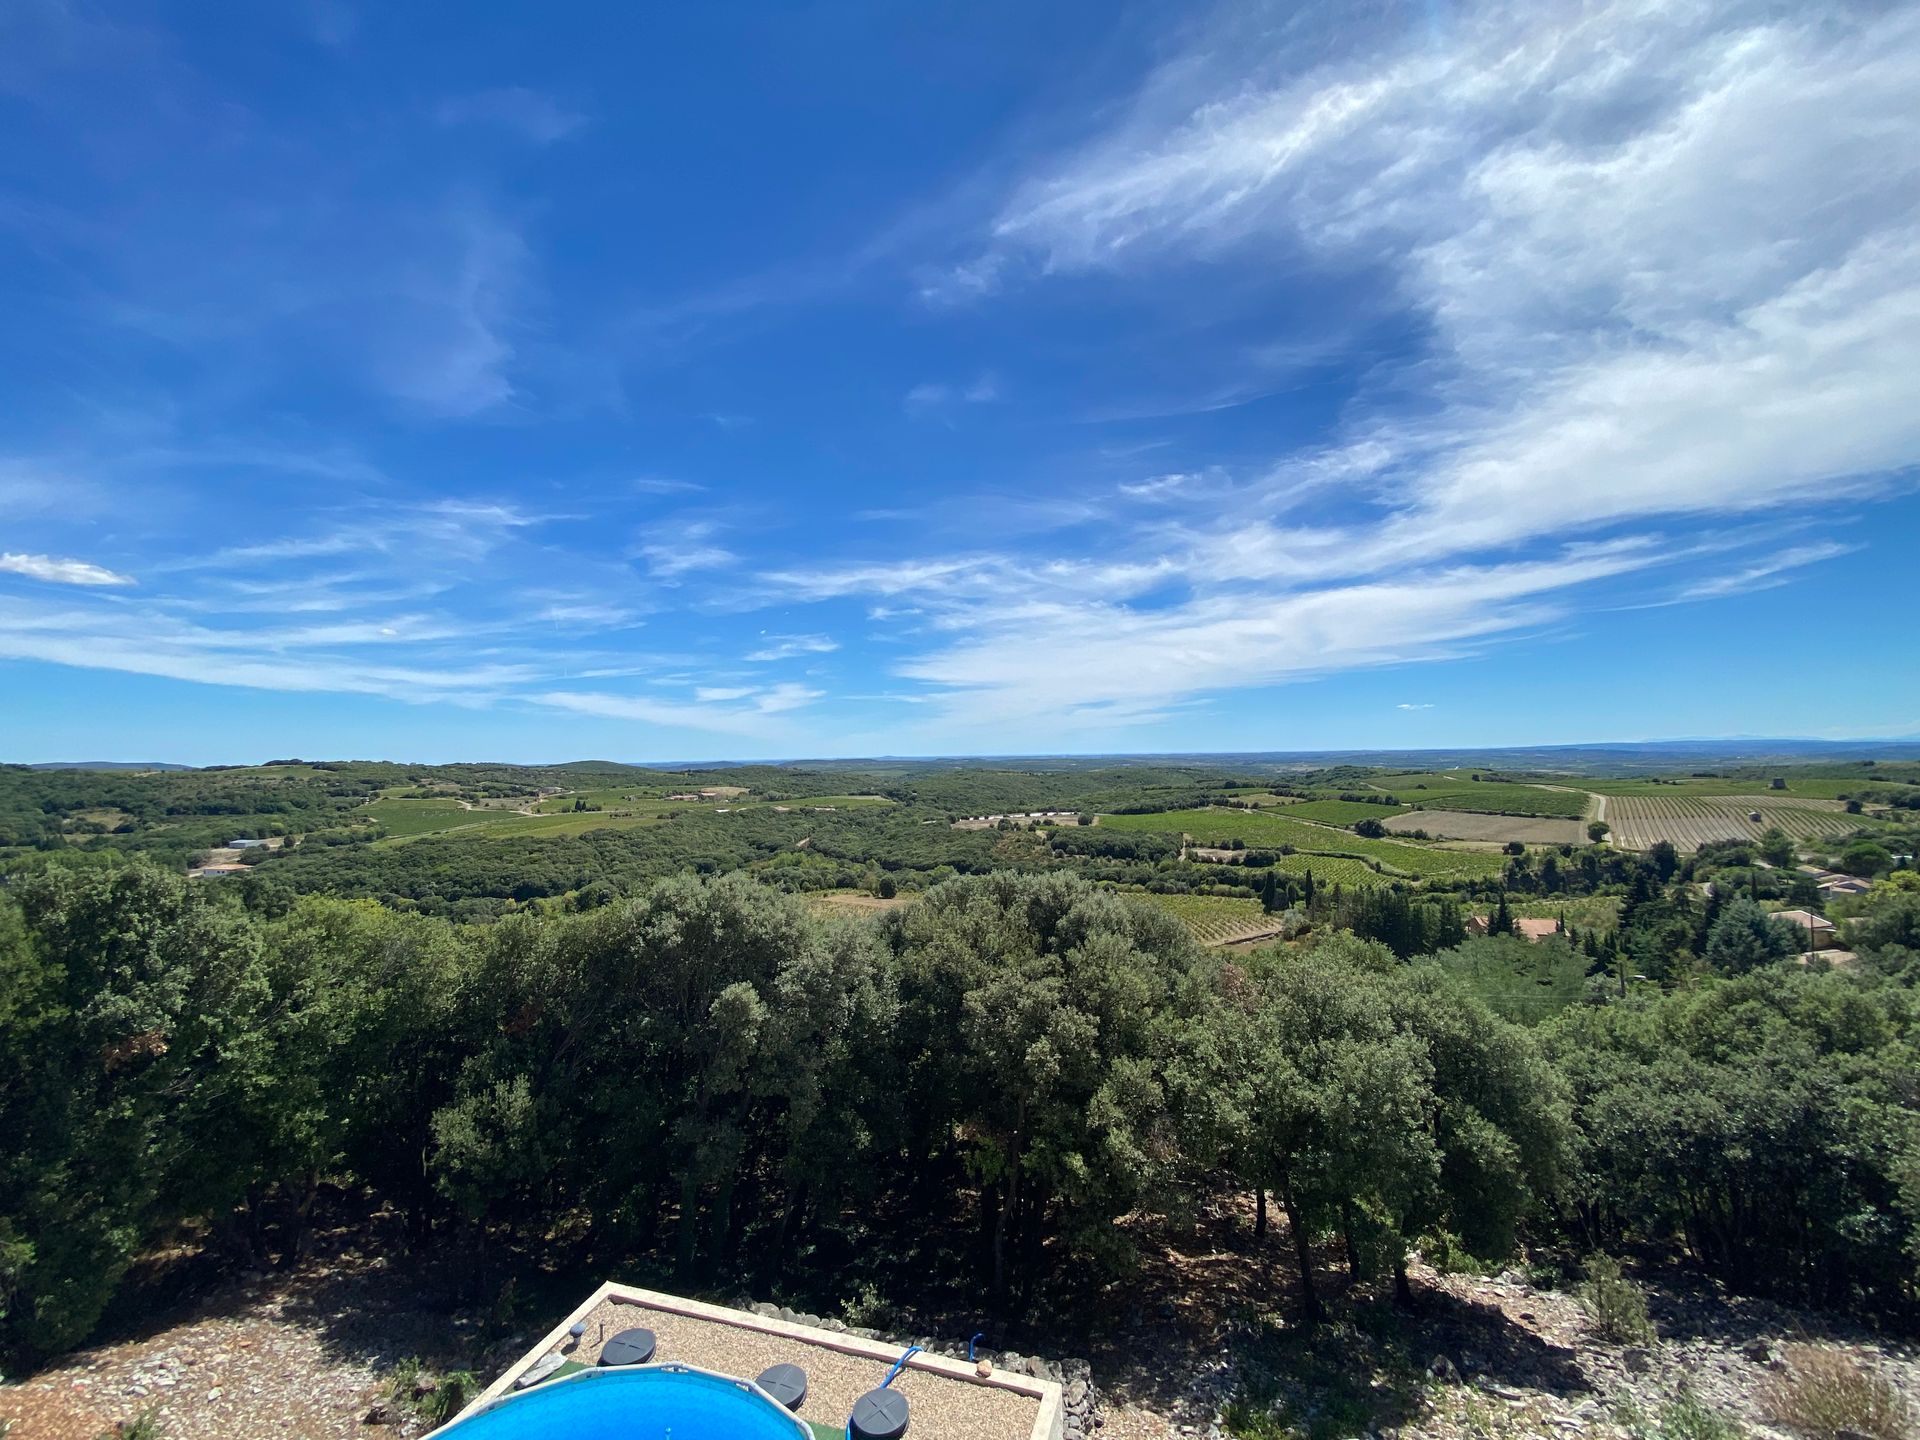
[441,1364,813,1440]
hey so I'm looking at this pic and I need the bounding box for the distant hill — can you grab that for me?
[25,761,196,771]
[718,738,1920,777]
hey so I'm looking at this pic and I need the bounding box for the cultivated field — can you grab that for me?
[1282,799,1412,825]
[1604,794,1860,851]
[805,890,916,916]
[1100,808,1505,878]
[365,797,668,844]
[1132,892,1283,945]
[363,797,531,838]
[1384,810,1586,845]
[1266,854,1384,887]
[1364,772,1593,818]
[749,794,896,810]
[1575,771,1896,799]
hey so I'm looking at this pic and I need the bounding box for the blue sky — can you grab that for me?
[2,0,1918,765]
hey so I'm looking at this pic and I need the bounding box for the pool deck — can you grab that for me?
[455,1282,1062,1440]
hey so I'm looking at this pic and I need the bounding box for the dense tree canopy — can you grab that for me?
[4,771,1919,1364]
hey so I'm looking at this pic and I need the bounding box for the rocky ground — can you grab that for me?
[1094,1258,1920,1440]
[0,1248,470,1440]
[4,1227,1913,1440]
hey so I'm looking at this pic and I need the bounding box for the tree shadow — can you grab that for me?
[1397,1282,1591,1396]
[1634,1263,1920,1365]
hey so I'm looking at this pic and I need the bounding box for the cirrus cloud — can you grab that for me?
[1,552,135,587]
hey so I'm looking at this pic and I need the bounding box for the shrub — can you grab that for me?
[416,1371,477,1426]
[97,1415,162,1440]
[384,1357,423,1404]
[840,1281,898,1331]
[1621,1392,1746,1440]
[1222,1398,1292,1439]
[1660,1390,1748,1440]
[1577,1253,1654,1345]
[1760,1345,1914,1440]
[1519,1257,1566,1291]
[382,1358,476,1427]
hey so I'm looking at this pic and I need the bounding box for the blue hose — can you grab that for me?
[881,1344,922,1389]
[968,1333,984,1363]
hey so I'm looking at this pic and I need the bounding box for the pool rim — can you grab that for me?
[436,1359,813,1439]
[454,1281,1062,1440]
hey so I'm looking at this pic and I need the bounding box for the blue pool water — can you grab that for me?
[445,1365,811,1440]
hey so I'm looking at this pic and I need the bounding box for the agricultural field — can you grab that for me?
[365,797,668,844]
[1281,799,1411,825]
[1384,810,1585,845]
[1265,854,1384,887]
[804,890,916,916]
[1374,773,1593,817]
[744,794,895,810]
[363,797,531,838]
[1574,770,1900,799]
[1130,892,1283,945]
[480,811,671,840]
[532,787,677,814]
[1603,794,1863,851]
[1100,807,1505,878]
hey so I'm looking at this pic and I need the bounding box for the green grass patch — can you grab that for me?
[1427,935,1591,1024]
[1508,895,1622,930]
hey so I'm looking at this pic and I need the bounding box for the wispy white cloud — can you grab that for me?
[904,372,1003,416]
[950,1,1920,568]
[536,681,823,737]
[0,552,135,587]
[639,517,738,580]
[189,498,551,570]
[434,87,586,145]
[0,12,543,420]
[1118,472,1202,501]
[1396,702,1434,711]
[883,544,1660,731]
[533,601,643,628]
[745,633,839,662]
[0,597,540,703]
[792,0,1920,737]
[1677,541,1857,601]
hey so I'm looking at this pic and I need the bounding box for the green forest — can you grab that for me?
[3,756,1919,1369]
